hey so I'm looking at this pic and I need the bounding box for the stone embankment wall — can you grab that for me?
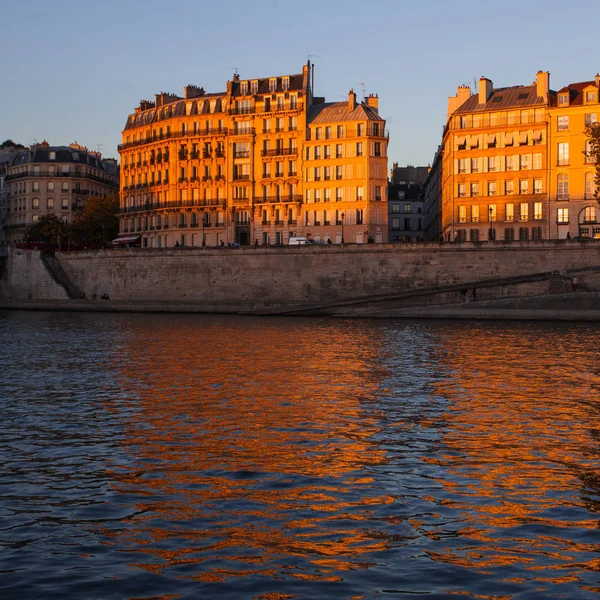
[1,241,597,310]
[1,242,599,312]
[0,248,69,301]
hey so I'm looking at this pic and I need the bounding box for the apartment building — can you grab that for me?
[428,71,600,241]
[4,142,119,245]
[117,62,388,247]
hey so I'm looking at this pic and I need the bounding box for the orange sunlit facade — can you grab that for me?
[117,62,388,247]
[432,71,600,242]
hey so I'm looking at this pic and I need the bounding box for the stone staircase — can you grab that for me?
[40,253,83,299]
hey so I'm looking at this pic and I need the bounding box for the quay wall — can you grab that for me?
[2,241,599,310]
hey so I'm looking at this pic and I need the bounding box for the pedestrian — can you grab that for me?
[572,276,579,292]
[460,288,467,303]
[472,286,478,301]
[566,231,572,240]
[254,239,259,246]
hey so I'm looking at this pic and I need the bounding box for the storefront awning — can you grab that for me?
[112,234,140,245]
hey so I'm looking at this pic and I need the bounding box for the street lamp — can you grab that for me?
[488,206,494,241]
[201,211,206,246]
[341,212,345,244]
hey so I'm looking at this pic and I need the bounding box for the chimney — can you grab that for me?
[366,93,379,111]
[596,73,600,88]
[536,70,550,102]
[447,85,471,118]
[478,77,493,105]
[348,89,356,111]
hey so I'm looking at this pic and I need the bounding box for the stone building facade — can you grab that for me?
[117,62,388,247]
[427,71,600,241]
[4,142,119,245]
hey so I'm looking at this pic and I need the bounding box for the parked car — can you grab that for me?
[288,237,316,245]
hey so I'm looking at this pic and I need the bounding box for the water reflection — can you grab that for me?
[107,318,394,584]
[415,324,600,592]
[2,313,600,598]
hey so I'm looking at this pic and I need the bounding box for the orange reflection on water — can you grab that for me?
[104,317,392,581]
[423,324,600,584]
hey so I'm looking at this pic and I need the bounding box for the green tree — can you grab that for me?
[69,194,119,249]
[23,214,68,246]
[585,122,600,205]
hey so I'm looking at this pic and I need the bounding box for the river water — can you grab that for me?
[1,311,599,599]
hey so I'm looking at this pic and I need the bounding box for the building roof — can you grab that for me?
[8,145,115,173]
[454,84,550,114]
[309,101,381,124]
[231,72,305,96]
[551,81,599,107]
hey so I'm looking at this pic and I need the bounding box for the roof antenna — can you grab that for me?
[229,67,239,77]
[357,82,366,102]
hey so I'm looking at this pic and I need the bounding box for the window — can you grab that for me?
[458,159,468,174]
[504,227,515,241]
[47,197,54,210]
[471,158,479,172]
[337,125,344,138]
[585,140,595,163]
[505,180,514,195]
[282,77,289,91]
[269,78,277,93]
[586,173,595,198]
[315,127,322,140]
[585,113,597,127]
[276,96,285,111]
[314,167,320,181]
[373,142,381,157]
[558,93,569,105]
[470,182,479,197]
[488,181,497,196]
[32,197,39,209]
[356,142,363,156]
[520,154,531,170]
[506,155,515,170]
[240,81,248,95]
[458,183,466,198]
[324,166,331,180]
[519,180,529,194]
[557,173,569,200]
[374,186,382,201]
[505,203,514,221]
[62,181,68,192]
[586,91,597,103]
[289,95,298,109]
[47,181,55,191]
[533,153,542,170]
[534,178,543,193]
[250,80,258,94]
[403,203,412,213]
[458,205,467,223]
[557,208,569,223]
[336,188,343,202]
[325,126,332,139]
[49,151,56,160]
[289,117,297,131]
[32,181,40,192]
[472,205,480,222]
[488,156,497,171]
[356,187,364,201]
[534,202,543,220]
[392,203,400,213]
[336,144,343,158]
[584,206,596,222]
[488,204,497,221]
[61,198,69,209]
[335,166,342,180]
[392,217,400,230]
[519,227,529,241]
[557,115,569,131]
[520,203,529,221]
[314,147,321,160]
[558,142,569,165]
[357,123,364,136]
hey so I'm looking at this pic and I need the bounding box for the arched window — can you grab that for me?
[584,206,596,223]
[557,173,569,200]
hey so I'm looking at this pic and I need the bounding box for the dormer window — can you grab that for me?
[269,78,277,93]
[250,80,258,95]
[558,93,569,105]
[282,77,289,91]
[240,81,248,96]
[586,91,597,103]
[49,151,56,160]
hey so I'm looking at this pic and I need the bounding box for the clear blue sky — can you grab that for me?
[1,0,598,167]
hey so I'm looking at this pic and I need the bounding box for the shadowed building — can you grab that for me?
[4,142,119,245]
[117,62,388,247]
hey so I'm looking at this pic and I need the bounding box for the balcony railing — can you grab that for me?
[254,194,302,204]
[234,151,250,159]
[233,174,250,181]
[261,148,298,157]
[119,198,224,214]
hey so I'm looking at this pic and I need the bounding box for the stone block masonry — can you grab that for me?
[48,241,600,310]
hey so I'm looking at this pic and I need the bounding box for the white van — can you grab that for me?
[288,237,315,245]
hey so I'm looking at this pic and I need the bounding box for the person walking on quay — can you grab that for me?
[460,288,468,303]
[472,286,478,301]
[572,276,579,292]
